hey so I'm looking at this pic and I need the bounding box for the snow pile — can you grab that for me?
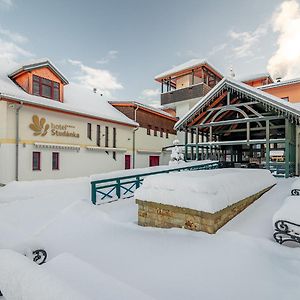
[0,177,90,249]
[1,177,300,299]
[273,196,300,224]
[44,253,154,300]
[0,249,86,300]
[169,139,184,166]
[135,169,277,213]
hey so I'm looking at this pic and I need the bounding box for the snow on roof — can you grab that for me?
[238,73,272,82]
[258,77,300,90]
[0,73,137,127]
[8,58,69,85]
[155,58,223,80]
[110,100,177,120]
[175,76,300,130]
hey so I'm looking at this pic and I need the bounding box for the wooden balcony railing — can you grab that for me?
[161,83,212,105]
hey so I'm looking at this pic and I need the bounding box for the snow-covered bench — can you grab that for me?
[290,179,300,196]
[273,196,300,245]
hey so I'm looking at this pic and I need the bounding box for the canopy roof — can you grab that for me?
[175,77,300,130]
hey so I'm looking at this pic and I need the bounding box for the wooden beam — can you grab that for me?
[192,116,286,129]
[266,120,270,169]
[188,91,227,126]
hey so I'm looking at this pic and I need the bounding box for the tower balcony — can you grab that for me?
[161,82,212,105]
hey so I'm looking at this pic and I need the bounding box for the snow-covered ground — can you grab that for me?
[0,174,300,299]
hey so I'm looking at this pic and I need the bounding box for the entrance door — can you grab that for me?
[125,155,131,169]
[149,155,160,167]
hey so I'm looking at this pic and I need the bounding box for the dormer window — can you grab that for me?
[33,75,60,101]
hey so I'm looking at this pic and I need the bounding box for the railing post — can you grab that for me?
[136,176,141,189]
[116,179,121,199]
[91,182,97,205]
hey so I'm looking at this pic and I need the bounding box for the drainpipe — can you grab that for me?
[15,102,23,181]
[132,105,139,169]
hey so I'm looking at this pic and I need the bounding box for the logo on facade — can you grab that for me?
[29,115,49,136]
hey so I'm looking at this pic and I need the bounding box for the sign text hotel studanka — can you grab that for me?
[29,115,80,138]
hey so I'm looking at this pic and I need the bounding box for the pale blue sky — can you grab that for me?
[0,0,297,106]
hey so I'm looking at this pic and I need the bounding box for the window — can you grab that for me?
[96,125,101,146]
[154,127,158,136]
[113,128,116,160]
[87,123,92,140]
[147,125,151,135]
[125,155,131,169]
[32,152,41,171]
[160,128,164,137]
[105,126,109,147]
[33,75,60,101]
[166,130,169,139]
[52,152,59,170]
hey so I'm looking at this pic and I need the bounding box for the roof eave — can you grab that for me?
[8,61,69,85]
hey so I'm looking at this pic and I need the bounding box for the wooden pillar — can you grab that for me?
[296,127,299,176]
[227,91,231,106]
[266,120,270,170]
[285,119,290,178]
[192,69,195,85]
[246,122,250,142]
[196,128,200,160]
[184,129,188,161]
[161,81,164,93]
[190,129,194,160]
[206,133,209,159]
[209,127,213,160]
[201,133,204,159]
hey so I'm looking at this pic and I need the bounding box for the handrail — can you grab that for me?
[91,161,219,204]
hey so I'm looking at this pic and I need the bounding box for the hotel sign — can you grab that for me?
[29,115,80,138]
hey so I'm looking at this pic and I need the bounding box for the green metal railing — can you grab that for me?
[91,161,219,204]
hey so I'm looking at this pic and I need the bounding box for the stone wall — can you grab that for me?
[136,185,275,234]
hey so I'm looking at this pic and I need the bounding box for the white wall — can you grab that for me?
[0,102,176,184]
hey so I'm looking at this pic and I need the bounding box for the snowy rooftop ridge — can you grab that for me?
[258,77,300,90]
[8,58,69,85]
[237,73,272,82]
[0,72,137,127]
[175,76,300,130]
[110,100,177,119]
[154,58,223,80]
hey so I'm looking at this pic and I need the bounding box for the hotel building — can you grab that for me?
[0,59,176,184]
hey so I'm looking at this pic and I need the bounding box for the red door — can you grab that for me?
[125,155,131,169]
[149,155,160,167]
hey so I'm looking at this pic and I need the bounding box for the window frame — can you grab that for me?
[105,126,109,147]
[33,75,60,101]
[32,151,41,171]
[52,152,60,170]
[96,125,101,147]
[87,123,92,140]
